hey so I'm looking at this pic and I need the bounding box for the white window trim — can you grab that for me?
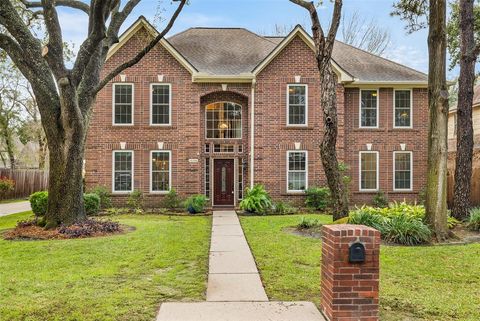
[286,150,308,193]
[286,84,308,127]
[359,89,379,129]
[150,83,172,126]
[149,150,172,194]
[393,151,413,192]
[112,150,134,193]
[393,89,413,129]
[204,101,243,140]
[112,83,134,126]
[359,151,379,192]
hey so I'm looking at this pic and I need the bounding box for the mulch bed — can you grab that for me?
[3,218,129,241]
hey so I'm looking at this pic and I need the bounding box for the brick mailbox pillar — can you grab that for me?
[321,224,380,321]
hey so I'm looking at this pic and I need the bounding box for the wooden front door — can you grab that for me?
[214,159,235,206]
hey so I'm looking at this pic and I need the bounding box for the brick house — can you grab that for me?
[85,17,429,208]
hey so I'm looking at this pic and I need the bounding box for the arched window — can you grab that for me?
[206,102,242,139]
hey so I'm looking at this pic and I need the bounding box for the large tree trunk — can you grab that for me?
[38,133,47,170]
[43,91,88,228]
[425,0,449,240]
[452,0,476,220]
[320,63,349,220]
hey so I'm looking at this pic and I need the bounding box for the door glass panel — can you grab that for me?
[221,166,226,192]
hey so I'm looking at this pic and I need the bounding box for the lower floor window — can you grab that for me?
[394,151,412,190]
[113,151,133,192]
[151,151,171,192]
[287,151,307,192]
[360,151,378,191]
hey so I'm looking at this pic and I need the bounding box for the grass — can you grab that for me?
[0,198,28,204]
[0,212,211,321]
[240,214,480,321]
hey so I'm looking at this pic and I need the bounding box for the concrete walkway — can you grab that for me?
[0,201,31,217]
[157,210,326,321]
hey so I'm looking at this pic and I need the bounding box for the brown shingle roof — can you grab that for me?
[169,27,427,83]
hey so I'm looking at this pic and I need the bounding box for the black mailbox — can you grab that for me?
[349,242,366,263]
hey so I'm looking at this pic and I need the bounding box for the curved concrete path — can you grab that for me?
[0,201,31,217]
[157,211,326,321]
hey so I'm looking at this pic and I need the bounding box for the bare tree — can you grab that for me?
[0,0,187,228]
[392,0,450,240]
[289,0,349,220]
[341,10,391,56]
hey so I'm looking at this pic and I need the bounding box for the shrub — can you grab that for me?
[271,201,297,215]
[127,190,144,212]
[161,188,182,210]
[58,219,122,238]
[0,176,15,196]
[239,184,272,214]
[467,207,480,231]
[90,186,112,209]
[382,214,432,245]
[84,193,101,215]
[372,191,388,208]
[29,191,49,216]
[297,216,323,229]
[304,187,330,211]
[348,208,386,233]
[448,216,460,229]
[184,194,207,214]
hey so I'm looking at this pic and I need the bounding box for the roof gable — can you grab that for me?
[106,17,197,74]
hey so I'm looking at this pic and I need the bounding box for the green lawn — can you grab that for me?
[0,212,211,321]
[241,215,480,321]
[0,198,28,204]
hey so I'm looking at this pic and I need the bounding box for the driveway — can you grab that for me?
[0,201,31,217]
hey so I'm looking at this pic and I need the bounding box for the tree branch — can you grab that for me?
[325,0,342,54]
[95,0,187,93]
[41,0,67,77]
[20,0,90,14]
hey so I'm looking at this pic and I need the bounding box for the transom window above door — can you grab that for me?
[287,84,307,126]
[206,102,242,139]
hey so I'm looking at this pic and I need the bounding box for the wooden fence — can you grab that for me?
[0,169,49,200]
[447,149,480,207]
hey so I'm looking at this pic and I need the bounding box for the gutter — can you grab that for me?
[250,79,256,188]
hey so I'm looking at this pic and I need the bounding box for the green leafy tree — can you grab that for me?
[0,0,187,227]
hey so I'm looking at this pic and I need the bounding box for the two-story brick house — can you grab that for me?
[85,17,429,208]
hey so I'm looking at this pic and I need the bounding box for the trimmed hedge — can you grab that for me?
[29,191,101,216]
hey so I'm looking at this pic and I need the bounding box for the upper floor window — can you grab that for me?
[359,151,378,191]
[150,151,171,193]
[360,89,378,128]
[287,151,308,192]
[394,90,412,128]
[151,84,171,125]
[206,102,242,139]
[287,84,307,126]
[113,84,133,125]
[113,151,133,192]
[394,151,412,191]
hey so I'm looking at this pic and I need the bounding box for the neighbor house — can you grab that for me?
[85,17,429,208]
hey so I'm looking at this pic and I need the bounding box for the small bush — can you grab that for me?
[297,216,323,229]
[239,184,272,214]
[348,208,386,233]
[304,187,330,211]
[161,188,182,210]
[90,186,112,209]
[382,214,431,245]
[0,176,15,196]
[467,207,480,231]
[29,191,49,216]
[84,193,101,215]
[448,215,460,229]
[184,194,207,214]
[58,219,122,238]
[271,201,297,215]
[127,190,144,212]
[372,191,388,208]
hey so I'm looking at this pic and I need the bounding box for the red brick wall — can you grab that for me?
[85,27,428,207]
[344,88,429,205]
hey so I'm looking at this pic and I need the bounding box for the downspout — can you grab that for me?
[250,79,256,188]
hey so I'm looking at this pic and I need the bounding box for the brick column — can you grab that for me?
[321,224,380,321]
